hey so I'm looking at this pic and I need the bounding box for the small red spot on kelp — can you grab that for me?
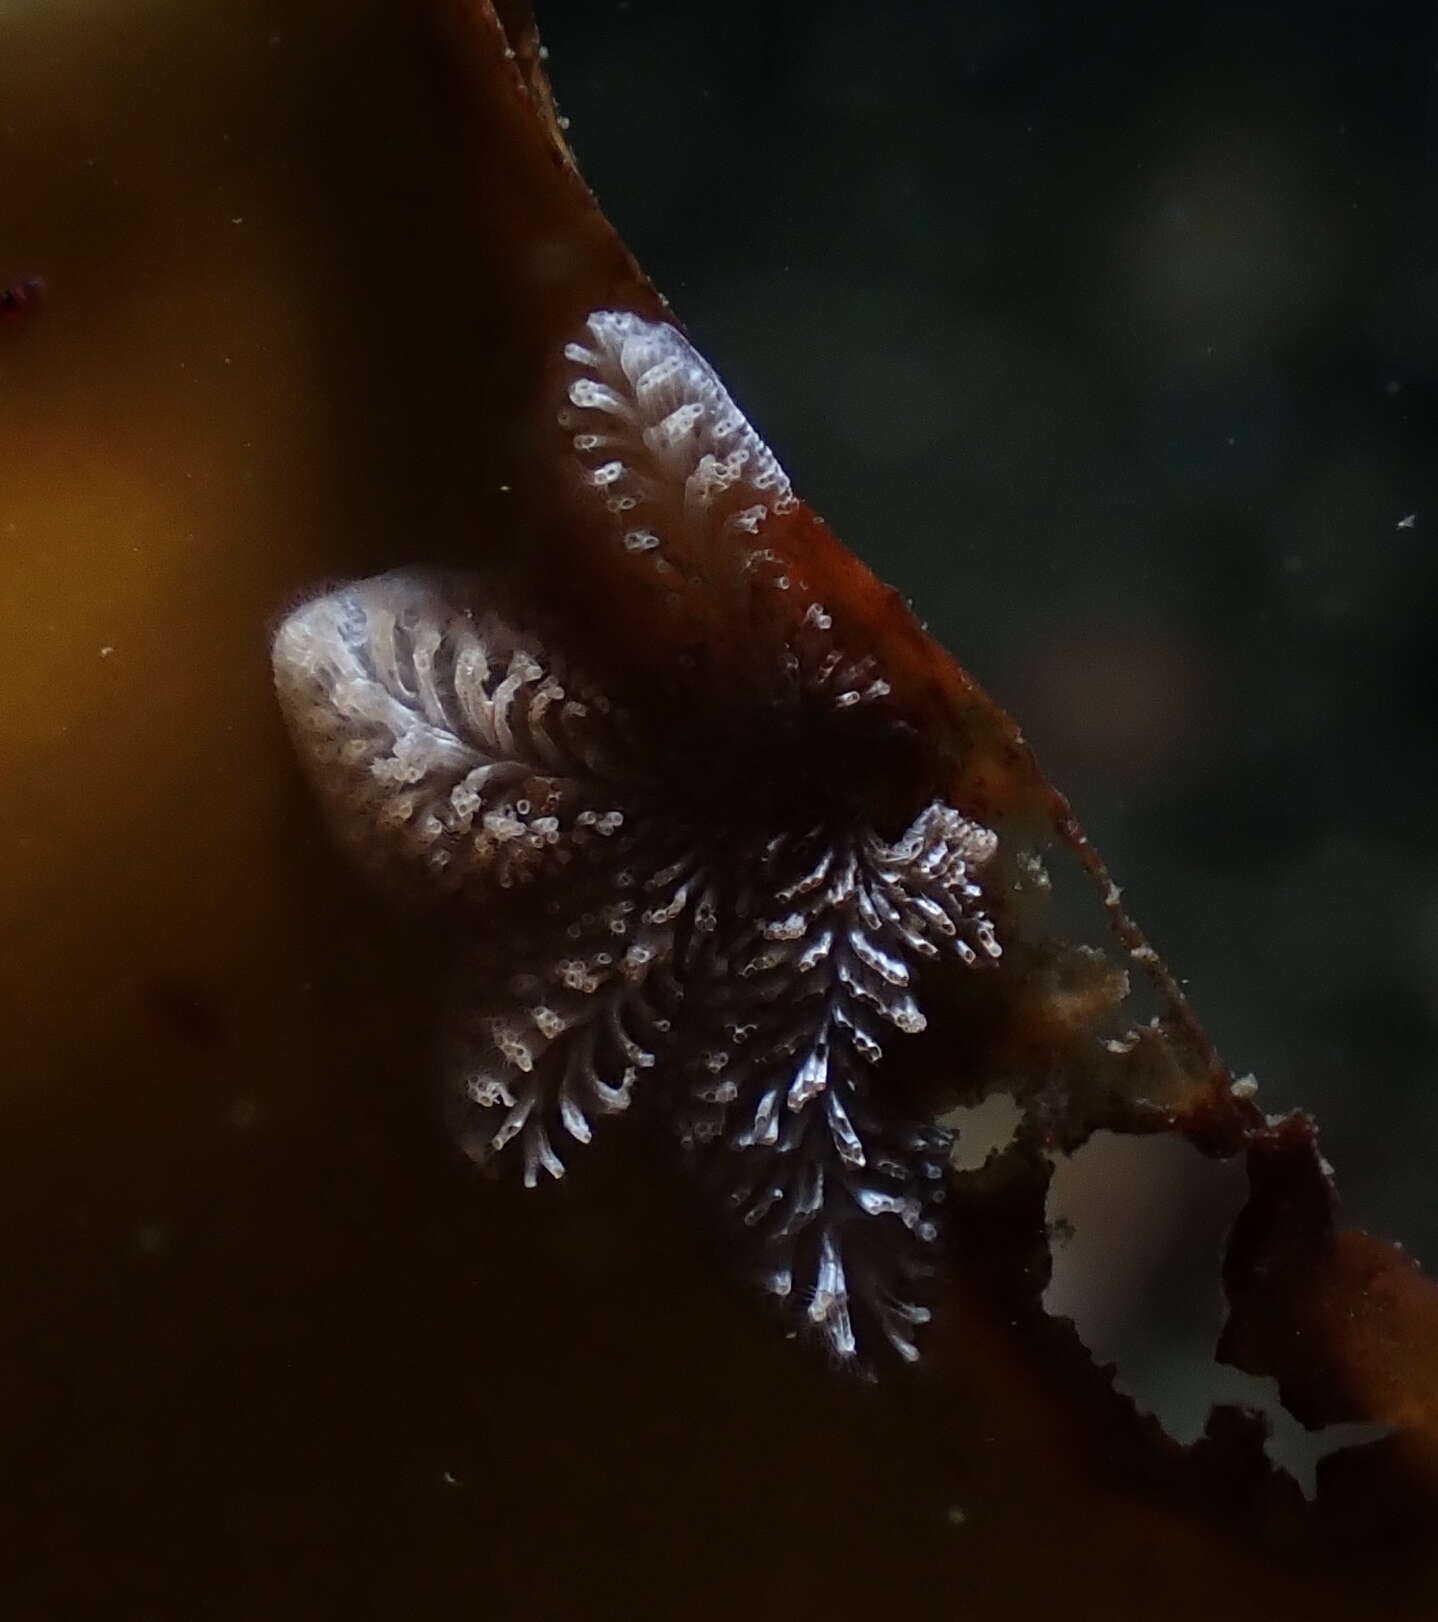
[0,276,45,325]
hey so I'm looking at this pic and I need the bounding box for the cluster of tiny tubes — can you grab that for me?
[272,310,1001,1368]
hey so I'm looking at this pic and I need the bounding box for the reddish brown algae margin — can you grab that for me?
[280,0,1438,1566]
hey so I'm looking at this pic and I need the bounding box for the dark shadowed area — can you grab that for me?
[2,0,1436,1617]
